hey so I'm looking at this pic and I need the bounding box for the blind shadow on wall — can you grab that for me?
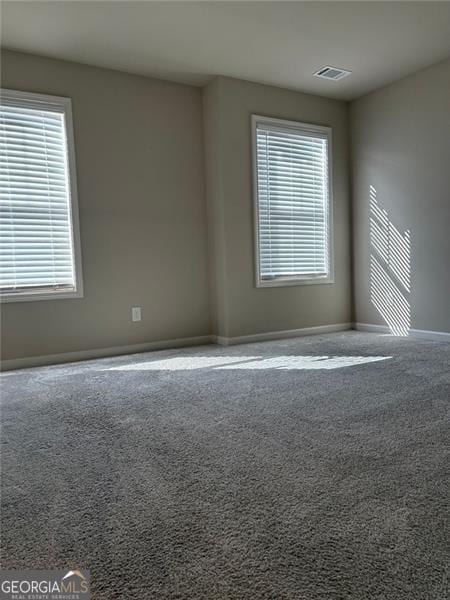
[369,185,411,336]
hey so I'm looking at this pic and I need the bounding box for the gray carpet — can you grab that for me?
[1,331,449,599]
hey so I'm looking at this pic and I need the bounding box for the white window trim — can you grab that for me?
[0,88,83,303]
[251,114,334,288]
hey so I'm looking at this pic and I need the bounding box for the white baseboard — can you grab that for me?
[213,322,352,346]
[354,322,450,342]
[6,320,446,371]
[2,324,351,370]
[1,335,213,371]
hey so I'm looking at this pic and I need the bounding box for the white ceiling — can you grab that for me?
[2,1,450,100]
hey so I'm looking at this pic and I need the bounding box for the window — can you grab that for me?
[252,115,333,287]
[0,89,82,302]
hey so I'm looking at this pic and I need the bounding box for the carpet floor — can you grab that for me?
[1,331,449,599]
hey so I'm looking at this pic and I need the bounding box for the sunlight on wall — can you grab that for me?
[108,355,391,371]
[370,186,411,335]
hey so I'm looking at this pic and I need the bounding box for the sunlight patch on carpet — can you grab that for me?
[107,355,392,371]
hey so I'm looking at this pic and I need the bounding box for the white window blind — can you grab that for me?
[0,89,82,301]
[253,116,332,286]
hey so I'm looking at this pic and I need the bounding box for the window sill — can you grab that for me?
[0,289,84,303]
[256,276,334,288]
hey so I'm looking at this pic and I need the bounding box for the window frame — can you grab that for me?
[251,114,334,288]
[0,88,83,303]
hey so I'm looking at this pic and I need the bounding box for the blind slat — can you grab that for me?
[0,97,77,293]
[255,120,330,281]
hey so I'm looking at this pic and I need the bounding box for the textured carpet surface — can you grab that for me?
[1,332,449,599]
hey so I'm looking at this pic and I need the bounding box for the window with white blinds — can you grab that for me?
[252,115,333,287]
[0,89,82,301]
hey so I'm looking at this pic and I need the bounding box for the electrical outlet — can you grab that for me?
[131,306,141,322]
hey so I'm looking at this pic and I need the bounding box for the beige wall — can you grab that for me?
[351,58,450,334]
[1,50,211,361]
[203,77,352,338]
[202,79,229,336]
[2,53,353,363]
[7,50,447,362]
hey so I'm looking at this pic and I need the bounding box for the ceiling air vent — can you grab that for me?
[314,66,352,81]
